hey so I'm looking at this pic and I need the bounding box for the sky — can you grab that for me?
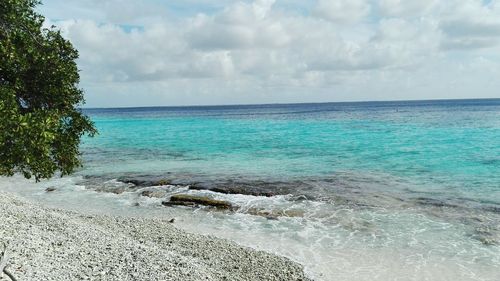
[39,0,500,107]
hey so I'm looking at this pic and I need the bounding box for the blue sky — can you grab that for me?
[39,0,500,107]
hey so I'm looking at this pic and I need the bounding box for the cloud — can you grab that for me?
[313,0,371,24]
[40,0,171,24]
[438,0,500,50]
[378,0,437,17]
[38,0,500,106]
[186,1,290,50]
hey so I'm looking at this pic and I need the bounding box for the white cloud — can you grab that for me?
[314,0,371,24]
[38,0,500,107]
[438,0,500,49]
[186,1,290,51]
[378,0,437,17]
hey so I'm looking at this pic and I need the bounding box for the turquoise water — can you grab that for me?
[82,99,500,205]
[1,99,499,280]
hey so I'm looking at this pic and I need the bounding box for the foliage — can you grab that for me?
[0,0,96,180]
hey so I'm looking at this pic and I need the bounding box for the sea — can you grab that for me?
[1,99,499,280]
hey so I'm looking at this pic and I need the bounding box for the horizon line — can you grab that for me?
[82,97,500,110]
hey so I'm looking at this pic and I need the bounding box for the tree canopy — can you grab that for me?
[0,0,96,181]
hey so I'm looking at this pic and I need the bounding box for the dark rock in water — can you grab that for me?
[186,180,285,196]
[45,187,56,192]
[162,194,233,210]
[162,201,196,207]
[110,188,125,195]
[218,187,275,197]
[245,208,304,219]
[118,175,172,187]
[414,197,459,208]
[117,174,325,199]
[133,202,140,207]
[186,184,206,191]
[478,237,497,246]
[473,234,498,246]
[188,184,275,197]
[470,227,498,246]
[289,195,313,201]
[169,218,175,223]
[141,190,154,197]
[483,206,500,214]
[264,216,279,221]
[342,220,375,233]
[157,179,171,186]
[140,190,167,198]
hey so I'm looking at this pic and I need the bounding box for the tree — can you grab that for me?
[0,0,96,181]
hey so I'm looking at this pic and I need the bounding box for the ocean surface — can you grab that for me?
[1,99,500,280]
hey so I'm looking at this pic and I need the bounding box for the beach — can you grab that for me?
[0,191,311,281]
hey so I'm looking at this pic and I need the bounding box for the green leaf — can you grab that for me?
[0,0,97,181]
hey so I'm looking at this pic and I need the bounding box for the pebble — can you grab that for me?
[0,192,312,281]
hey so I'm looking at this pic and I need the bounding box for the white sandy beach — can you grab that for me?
[0,191,311,281]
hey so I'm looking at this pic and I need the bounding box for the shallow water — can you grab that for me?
[2,99,500,280]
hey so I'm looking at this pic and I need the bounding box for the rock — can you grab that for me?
[245,208,304,219]
[188,185,275,197]
[45,187,56,192]
[162,194,233,210]
[162,200,197,207]
[168,218,175,223]
[472,227,498,246]
[414,197,458,208]
[110,188,125,195]
[156,179,171,186]
[140,190,166,198]
[140,190,153,197]
[216,187,275,197]
[118,176,171,187]
[478,237,497,246]
[483,206,500,214]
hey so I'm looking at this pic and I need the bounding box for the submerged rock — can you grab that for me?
[478,236,497,246]
[414,197,459,208]
[45,187,56,192]
[472,227,498,246]
[118,176,172,187]
[156,179,171,186]
[245,208,305,220]
[188,184,275,197]
[483,206,500,214]
[110,188,125,195]
[140,189,167,198]
[162,194,233,210]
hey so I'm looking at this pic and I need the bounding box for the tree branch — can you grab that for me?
[3,269,17,281]
[0,243,17,281]
[0,243,9,272]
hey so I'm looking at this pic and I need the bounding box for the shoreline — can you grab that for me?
[0,191,312,281]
